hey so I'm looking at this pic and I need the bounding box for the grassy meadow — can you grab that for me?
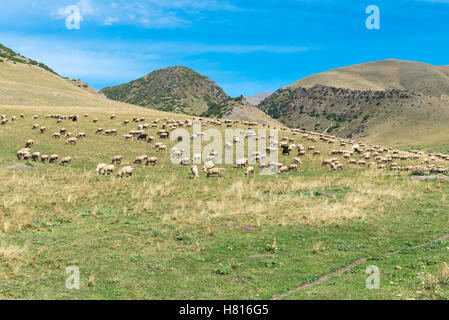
[0,104,449,300]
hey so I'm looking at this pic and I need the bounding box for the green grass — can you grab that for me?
[0,105,448,299]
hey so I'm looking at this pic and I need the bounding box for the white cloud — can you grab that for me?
[103,17,119,26]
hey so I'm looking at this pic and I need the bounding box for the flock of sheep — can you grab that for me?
[3,112,449,179]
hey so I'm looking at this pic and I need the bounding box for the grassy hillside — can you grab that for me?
[101,66,229,115]
[291,59,449,98]
[0,52,128,108]
[0,104,448,300]
[259,60,449,151]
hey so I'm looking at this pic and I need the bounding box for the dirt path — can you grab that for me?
[271,233,449,300]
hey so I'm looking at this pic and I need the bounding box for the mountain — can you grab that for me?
[101,66,280,125]
[200,96,281,126]
[258,59,449,150]
[101,66,229,115]
[291,59,449,98]
[245,92,273,105]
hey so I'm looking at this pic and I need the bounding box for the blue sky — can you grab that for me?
[1,0,448,96]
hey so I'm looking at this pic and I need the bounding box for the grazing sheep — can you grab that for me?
[137,134,148,141]
[293,157,302,164]
[17,149,31,160]
[278,166,289,174]
[146,157,158,166]
[76,132,86,139]
[147,136,155,143]
[103,164,115,175]
[32,124,39,129]
[133,155,147,164]
[60,156,72,165]
[111,155,122,164]
[60,128,67,134]
[41,155,49,163]
[117,166,133,178]
[31,152,41,161]
[156,144,167,152]
[206,167,225,178]
[49,154,59,163]
[95,163,107,174]
[235,158,248,168]
[289,164,298,171]
[96,128,103,134]
[65,137,77,145]
[40,127,46,134]
[190,165,199,179]
[202,160,215,172]
[25,139,34,147]
[52,132,61,139]
[245,166,255,176]
[313,151,321,156]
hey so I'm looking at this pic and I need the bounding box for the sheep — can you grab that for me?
[245,166,255,176]
[60,156,72,165]
[96,128,103,134]
[278,166,289,174]
[293,157,302,164]
[133,155,147,164]
[313,151,321,156]
[41,155,49,163]
[147,136,155,143]
[117,166,133,178]
[17,149,31,160]
[156,144,167,152]
[95,163,107,174]
[235,158,248,168]
[32,124,39,129]
[137,134,148,141]
[25,139,34,148]
[289,164,298,171]
[65,137,77,145]
[146,157,158,166]
[76,132,86,139]
[206,167,225,177]
[49,154,59,163]
[40,127,46,134]
[52,132,61,139]
[202,160,215,172]
[111,155,122,164]
[103,164,115,175]
[31,152,41,161]
[60,128,67,134]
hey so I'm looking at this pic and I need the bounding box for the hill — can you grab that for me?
[291,59,449,98]
[101,66,229,115]
[259,60,449,150]
[200,96,282,126]
[101,66,279,125]
[245,92,273,105]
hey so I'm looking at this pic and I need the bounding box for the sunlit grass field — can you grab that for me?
[0,104,449,299]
